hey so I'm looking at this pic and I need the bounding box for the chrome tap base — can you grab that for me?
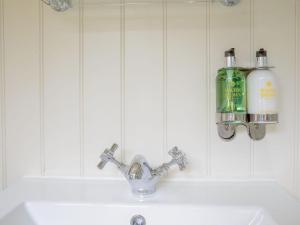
[98,144,188,196]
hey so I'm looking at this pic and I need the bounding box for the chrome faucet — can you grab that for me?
[98,144,188,196]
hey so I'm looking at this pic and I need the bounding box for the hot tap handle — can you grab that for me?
[97,143,118,169]
[168,146,188,170]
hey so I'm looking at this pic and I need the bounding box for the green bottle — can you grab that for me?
[216,48,247,121]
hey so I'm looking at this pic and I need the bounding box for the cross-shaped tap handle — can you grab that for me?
[168,147,188,170]
[97,143,118,169]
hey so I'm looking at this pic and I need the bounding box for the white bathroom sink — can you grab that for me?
[0,178,299,225]
[0,202,276,225]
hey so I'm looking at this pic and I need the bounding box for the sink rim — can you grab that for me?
[1,201,274,225]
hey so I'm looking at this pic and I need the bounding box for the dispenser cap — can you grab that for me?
[225,48,235,57]
[256,48,267,57]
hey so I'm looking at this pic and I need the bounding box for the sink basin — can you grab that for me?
[0,202,277,225]
[0,178,299,225]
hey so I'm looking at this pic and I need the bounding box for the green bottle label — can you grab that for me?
[216,68,247,113]
[224,80,243,98]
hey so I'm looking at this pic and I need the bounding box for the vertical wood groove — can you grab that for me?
[120,0,125,161]
[297,0,300,197]
[39,0,45,176]
[250,0,255,177]
[206,0,211,176]
[0,0,6,189]
[79,0,85,176]
[162,0,168,160]
[294,0,299,194]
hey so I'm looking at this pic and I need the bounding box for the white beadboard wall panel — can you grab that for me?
[166,3,207,178]
[83,4,122,177]
[3,0,41,186]
[0,0,300,198]
[0,0,4,190]
[209,0,252,177]
[252,0,296,192]
[43,1,81,176]
[124,3,164,166]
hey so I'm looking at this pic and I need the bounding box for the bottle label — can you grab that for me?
[216,69,247,113]
[260,81,276,98]
[247,74,278,115]
[224,81,243,98]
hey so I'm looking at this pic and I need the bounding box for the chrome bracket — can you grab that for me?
[217,123,236,141]
[247,123,266,141]
[216,113,278,141]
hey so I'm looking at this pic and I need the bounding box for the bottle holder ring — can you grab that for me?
[216,113,278,141]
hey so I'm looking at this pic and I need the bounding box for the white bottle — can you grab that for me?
[247,49,278,118]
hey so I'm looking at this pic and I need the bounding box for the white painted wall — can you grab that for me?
[0,0,299,198]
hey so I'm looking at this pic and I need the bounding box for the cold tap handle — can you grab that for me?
[168,146,188,170]
[97,143,118,169]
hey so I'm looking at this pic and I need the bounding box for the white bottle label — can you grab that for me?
[247,70,278,114]
[259,81,276,99]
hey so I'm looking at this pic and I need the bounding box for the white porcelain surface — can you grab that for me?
[0,178,299,225]
[0,203,276,225]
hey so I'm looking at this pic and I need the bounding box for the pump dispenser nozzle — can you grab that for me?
[225,48,236,68]
[225,48,235,57]
[256,48,268,68]
[256,48,267,57]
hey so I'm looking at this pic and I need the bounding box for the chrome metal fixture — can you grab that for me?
[130,215,146,225]
[217,116,268,141]
[216,97,278,141]
[219,0,240,7]
[98,144,188,196]
[41,0,71,12]
[41,0,240,12]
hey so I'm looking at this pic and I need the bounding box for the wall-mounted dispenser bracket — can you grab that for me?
[217,113,278,141]
[216,112,244,140]
[247,123,266,141]
[217,123,236,140]
[217,122,267,141]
